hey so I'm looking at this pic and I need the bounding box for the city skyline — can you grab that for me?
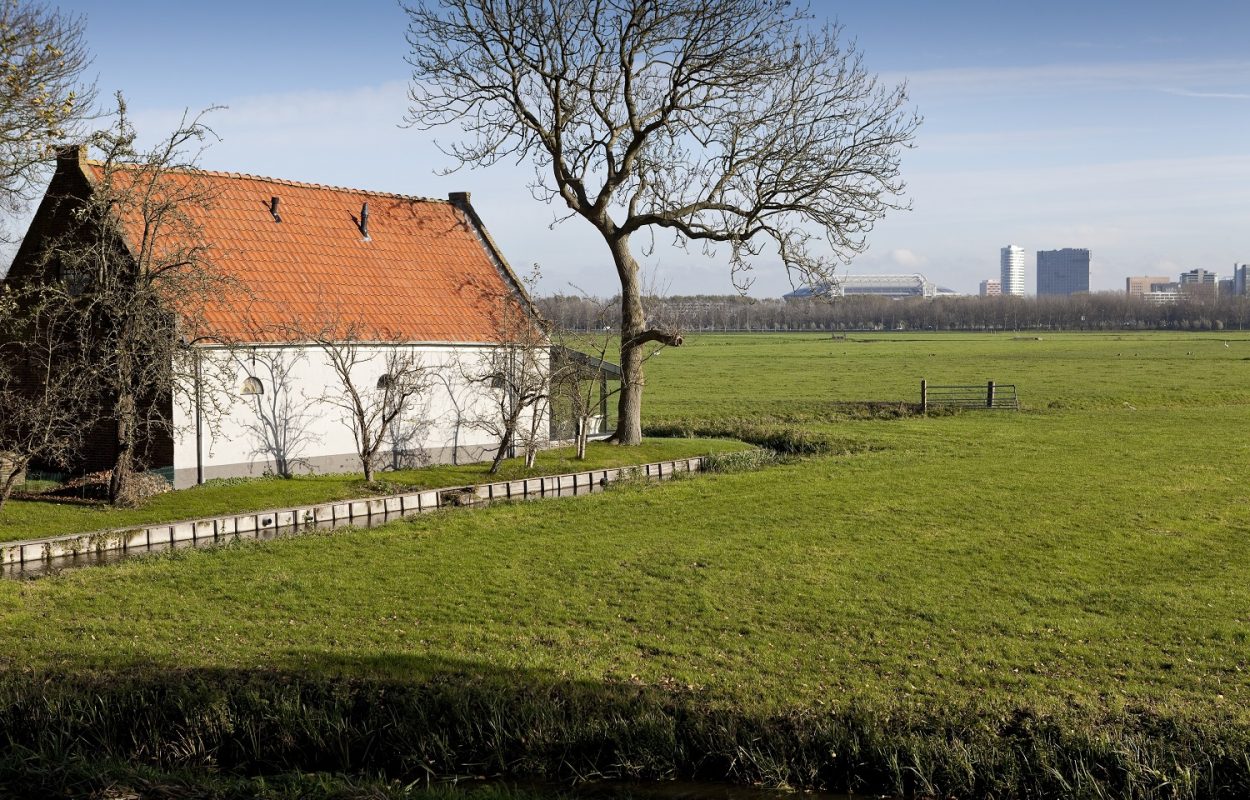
[1037,249,1091,296]
[5,0,1248,298]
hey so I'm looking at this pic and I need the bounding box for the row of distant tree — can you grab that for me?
[537,292,1250,334]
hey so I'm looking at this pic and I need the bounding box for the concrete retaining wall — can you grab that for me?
[1,457,704,569]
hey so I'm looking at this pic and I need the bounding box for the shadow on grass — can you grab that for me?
[2,652,1249,799]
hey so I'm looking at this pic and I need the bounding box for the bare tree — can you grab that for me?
[405,0,919,443]
[551,340,616,461]
[460,267,551,472]
[549,273,679,459]
[549,292,622,460]
[30,98,233,504]
[0,283,88,510]
[298,320,431,483]
[0,0,93,231]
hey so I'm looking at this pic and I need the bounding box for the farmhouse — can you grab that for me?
[7,146,548,488]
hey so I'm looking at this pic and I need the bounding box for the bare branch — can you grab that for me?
[405,0,918,442]
[20,96,234,504]
[453,264,551,472]
[280,314,432,483]
[0,0,94,231]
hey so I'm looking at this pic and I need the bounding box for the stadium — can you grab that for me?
[783,273,959,300]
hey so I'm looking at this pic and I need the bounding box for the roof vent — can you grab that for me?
[359,202,370,241]
[269,196,281,223]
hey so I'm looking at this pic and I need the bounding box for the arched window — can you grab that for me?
[242,376,264,395]
[377,373,394,389]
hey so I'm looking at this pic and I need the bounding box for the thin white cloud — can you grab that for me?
[920,126,1128,152]
[889,59,1250,98]
[889,248,927,268]
[1161,88,1250,100]
[911,153,1250,209]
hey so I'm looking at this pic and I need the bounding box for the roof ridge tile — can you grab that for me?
[82,158,452,205]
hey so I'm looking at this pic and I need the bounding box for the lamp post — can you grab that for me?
[179,335,217,485]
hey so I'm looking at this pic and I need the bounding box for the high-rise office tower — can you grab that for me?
[979,278,1001,296]
[1036,248,1090,295]
[1000,245,1025,296]
[1179,268,1218,300]
[1233,263,1248,296]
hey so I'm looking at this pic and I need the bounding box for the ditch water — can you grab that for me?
[2,480,606,580]
[489,780,858,800]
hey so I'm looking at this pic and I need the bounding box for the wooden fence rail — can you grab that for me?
[921,380,1019,411]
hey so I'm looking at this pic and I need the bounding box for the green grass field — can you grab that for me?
[0,438,748,543]
[3,331,1249,797]
[645,330,1250,417]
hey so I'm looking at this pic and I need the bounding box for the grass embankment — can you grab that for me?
[0,437,748,543]
[3,332,1250,797]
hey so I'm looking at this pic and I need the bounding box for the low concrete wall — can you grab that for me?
[1,457,705,569]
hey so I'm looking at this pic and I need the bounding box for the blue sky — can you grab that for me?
[38,0,1250,296]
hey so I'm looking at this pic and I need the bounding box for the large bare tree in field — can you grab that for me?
[404,0,919,444]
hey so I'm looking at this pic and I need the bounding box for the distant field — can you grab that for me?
[3,331,1249,797]
[645,331,1250,418]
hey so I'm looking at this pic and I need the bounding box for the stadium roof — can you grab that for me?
[784,274,958,300]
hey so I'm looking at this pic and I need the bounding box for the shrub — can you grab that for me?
[701,449,788,473]
[644,420,873,457]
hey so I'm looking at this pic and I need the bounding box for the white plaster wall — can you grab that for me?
[172,343,548,484]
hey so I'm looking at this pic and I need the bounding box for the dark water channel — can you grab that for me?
[2,481,605,580]
[490,780,859,800]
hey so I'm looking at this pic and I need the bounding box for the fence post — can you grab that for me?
[987,380,996,408]
[920,379,928,413]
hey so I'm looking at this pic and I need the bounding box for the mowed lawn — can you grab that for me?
[3,332,1250,722]
[0,437,748,543]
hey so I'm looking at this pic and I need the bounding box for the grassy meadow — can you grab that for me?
[0,437,749,543]
[3,331,1249,798]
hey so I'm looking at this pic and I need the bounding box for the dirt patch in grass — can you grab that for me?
[13,470,171,506]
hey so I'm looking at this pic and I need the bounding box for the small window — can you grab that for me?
[488,373,505,389]
[242,376,264,395]
[377,373,393,389]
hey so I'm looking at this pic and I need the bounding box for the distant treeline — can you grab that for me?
[538,292,1250,332]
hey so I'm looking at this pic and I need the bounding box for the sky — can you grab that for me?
[20,0,1250,297]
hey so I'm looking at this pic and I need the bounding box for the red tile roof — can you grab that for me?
[83,160,530,345]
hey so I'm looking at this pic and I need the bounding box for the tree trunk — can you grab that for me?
[0,460,27,512]
[109,393,135,505]
[363,459,374,483]
[451,416,460,465]
[608,234,645,445]
[488,429,512,474]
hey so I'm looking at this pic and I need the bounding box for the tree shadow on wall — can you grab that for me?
[238,348,321,477]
